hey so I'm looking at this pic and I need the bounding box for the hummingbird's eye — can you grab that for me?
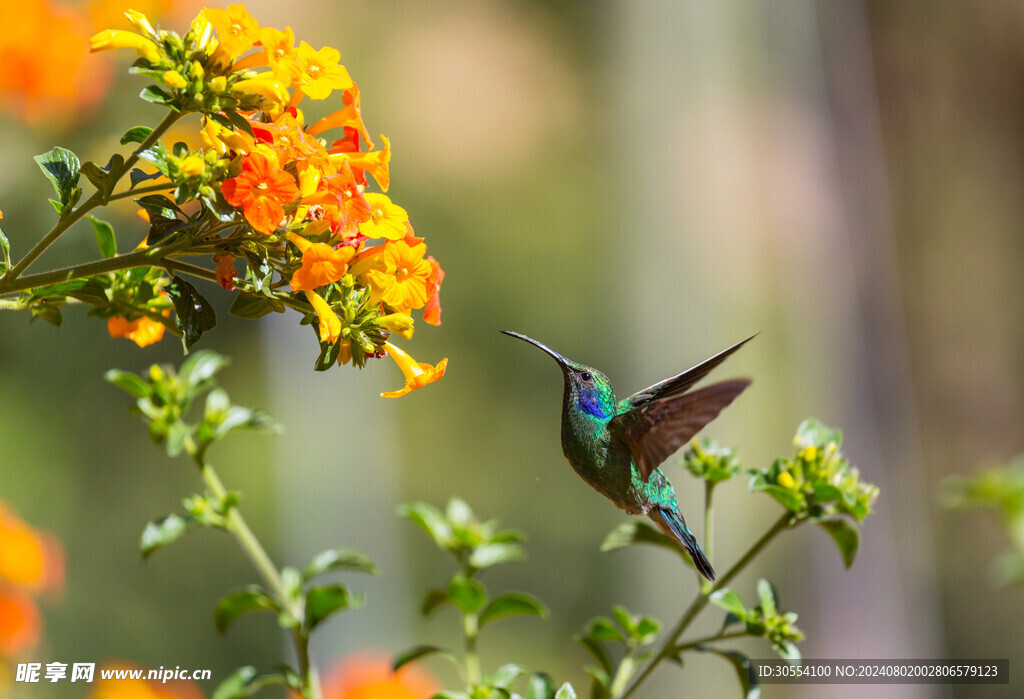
[580,371,593,382]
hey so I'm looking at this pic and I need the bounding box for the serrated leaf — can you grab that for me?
[468,542,524,569]
[305,584,361,629]
[140,514,193,558]
[167,275,217,352]
[817,518,860,568]
[34,147,80,207]
[398,502,453,549]
[121,125,154,145]
[302,548,379,581]
[694,647,759,699]
[229,293,285,319]
[393,645,459,673]
[447,574,486,614]
[105,369,151,398]
[479,592,548,628]
[709,589,747,619]
[88,216,117,258]
[215,586,279,633]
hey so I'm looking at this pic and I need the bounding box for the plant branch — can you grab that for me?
[196,458,321,699]
[672,629,749,654]
[463,612,481,689]
[4,111,181,279]
[617,512,793,699]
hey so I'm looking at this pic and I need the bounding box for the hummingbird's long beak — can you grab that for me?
[501,330,570,370]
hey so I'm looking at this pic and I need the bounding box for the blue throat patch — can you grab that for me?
[578,390,610,419]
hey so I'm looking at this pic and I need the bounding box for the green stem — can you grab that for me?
[0,248,164,296]
[672,629,749,654]
[107,182,174,201]
[4,111,181,280]
[197,459,321,699]
[701,482,715,594]
[617,512,793,699]
[463,613,481,689]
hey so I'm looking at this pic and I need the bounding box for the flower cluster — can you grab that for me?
[8,4,445,396]
[749,419,878,522]
[0,503,62,658]
[710,580,804,661]
[682,439,743,484]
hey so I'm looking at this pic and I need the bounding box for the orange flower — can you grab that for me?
[381,342,446,399]
[363,239,432,313]
[0,586,41,656]
[307,84,373,149]
[331,135,390,192]
[0,508,47,590]
[107,314,166,348]
[290,242,355,291]
[204,4,260,60]
[322,653,439,699]
[221,152,299,234]
[423,256,444,326]
[303,290,341,344]
[212,253,236,290]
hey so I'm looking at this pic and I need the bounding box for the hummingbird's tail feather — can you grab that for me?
[654,508,716,582]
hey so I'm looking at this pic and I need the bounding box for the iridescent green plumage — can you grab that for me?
[503,331,755,581]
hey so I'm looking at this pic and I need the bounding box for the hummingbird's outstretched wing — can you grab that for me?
[619,334,757,405]
[609,379,751,482]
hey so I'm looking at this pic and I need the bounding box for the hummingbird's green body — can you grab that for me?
[504,331,755,581]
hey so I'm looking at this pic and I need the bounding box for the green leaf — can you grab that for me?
[80,161,107,192]
[211,666,299,699]
[135,193,183,218]
[584,616,624,643]
[575,636,613,674]
[88,216,117,258]
[140,514,193,558]
[447,574,486,614]
[795,418,842,449]
[554,684,577,699]
[817,518,860,568]
[140,85,174,105]
[302,548,379,581]
[34,147,80,207]
[213,406,281,440]
[121,125,154,145]
[130,168,163,188]
[479,592,548,628]
[179,350,230,388]
[709,589,747,619]
[398,502,453,549]
[468,542,524,569]
[393,645,459,673]
[167,275,217,352]
[693,647,759,699]
[105,369,151,398]
[525,673,557,699]
[229,293,285,319]
[0,225,10,272]
[421,588,450,616]
[756,579,778,617]
[305,584,361,629]
[215,586,280,633]
[446,497,474,527]
[490,664,526,689]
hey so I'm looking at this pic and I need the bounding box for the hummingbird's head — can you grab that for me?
[501,331,616,419]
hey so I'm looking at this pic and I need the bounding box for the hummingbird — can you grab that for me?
[502,331,755,581]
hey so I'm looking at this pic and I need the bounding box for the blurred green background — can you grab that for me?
[1,1,1022,697]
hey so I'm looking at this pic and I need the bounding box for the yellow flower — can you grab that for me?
[162,70,186,89]
[178,154,205,177]
[376,313,414,339]
[363,239,431,313]
[358,194,408,241]
[231,76,289,110]
[204,4,260,60]
[777,471,795,489]
[89,29,161,64]
[280,41,353,101]
[381,342,447,398]
[233,25,295,72]
[304,290,341,344]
